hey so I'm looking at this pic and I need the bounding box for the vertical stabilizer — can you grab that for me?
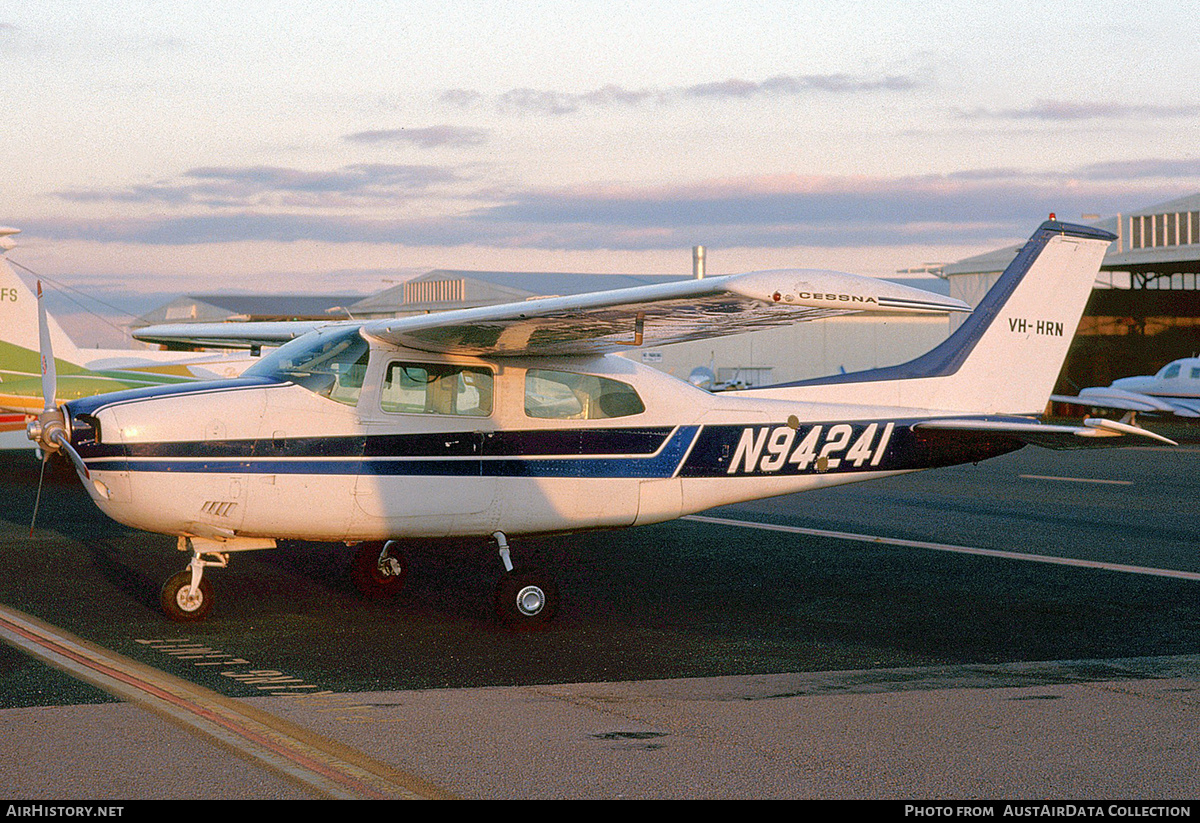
[0,234,85,369]
[758,221,1115,414]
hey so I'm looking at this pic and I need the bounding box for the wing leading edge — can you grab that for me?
[133,269,969,357]
[1052,388,1200,418]
[133,320,343,350]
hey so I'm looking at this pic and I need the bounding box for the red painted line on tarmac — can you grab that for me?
[0,608,427,799]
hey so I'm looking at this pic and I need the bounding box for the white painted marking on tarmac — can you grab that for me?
[0,608,454,799]
[1019,474,1133,485]
[684,515,1200,582]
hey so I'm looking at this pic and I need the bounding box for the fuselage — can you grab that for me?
[1111,357,1200,400]
[61,325,1026,545]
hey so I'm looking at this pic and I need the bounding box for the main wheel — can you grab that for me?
[160,570,214,622]
[494,569,558,629]
[350,541,408,599]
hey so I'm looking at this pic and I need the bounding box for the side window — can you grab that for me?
[381,362,493,417]
[524,369,645,420]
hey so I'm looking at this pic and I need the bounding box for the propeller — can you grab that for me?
[27,280,89,535]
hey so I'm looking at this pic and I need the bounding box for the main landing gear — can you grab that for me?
[347,531,560,629]
[492,531,558,630]
[349,540,409,599]
[157,533,559,628]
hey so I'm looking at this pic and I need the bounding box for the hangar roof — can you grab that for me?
[943,193,1200,278]
[348,269,694,315]
[132,293,364,327]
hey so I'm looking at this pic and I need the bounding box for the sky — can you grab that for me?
[3,1,1199,344]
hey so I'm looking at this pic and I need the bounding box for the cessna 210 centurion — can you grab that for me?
[28,219,1175,626]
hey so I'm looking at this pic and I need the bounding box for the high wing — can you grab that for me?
[1051,388,1200,418]
[132,319,340,350]
[133,269,969,356]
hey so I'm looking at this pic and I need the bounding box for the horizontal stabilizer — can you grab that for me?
[914,414,1177,448]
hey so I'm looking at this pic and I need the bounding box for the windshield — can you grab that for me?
[245,326,370,405]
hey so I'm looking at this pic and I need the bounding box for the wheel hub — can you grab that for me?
[175,585,203,613]
[378,556,403,578]
[514,585,545,617]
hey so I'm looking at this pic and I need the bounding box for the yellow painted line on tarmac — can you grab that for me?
[0,604,455,800]
[685,514,1200,582]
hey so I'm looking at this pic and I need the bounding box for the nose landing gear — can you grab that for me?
[160,545,228,622]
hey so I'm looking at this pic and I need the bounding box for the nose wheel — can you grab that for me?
[160,570,214,622]
[158,543,230,622]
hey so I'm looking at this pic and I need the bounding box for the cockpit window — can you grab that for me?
[524,369,645,419]
[244,326,370,406]
[381,362,493,417]
[1161,363,1181,379]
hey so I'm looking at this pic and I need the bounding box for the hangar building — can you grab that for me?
[134,262,955,389]
[941,194,1200,396]
[135,195,1199,394]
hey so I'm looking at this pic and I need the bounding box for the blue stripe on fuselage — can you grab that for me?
[73,417,1030,480]
[78,425,702,480]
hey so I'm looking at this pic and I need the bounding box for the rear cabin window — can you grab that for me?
[524,369,645,420]
[381,362,493,417]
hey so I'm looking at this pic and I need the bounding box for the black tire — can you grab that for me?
[160,570,214,622]
[494,569,558,629]
[350,541,408,599]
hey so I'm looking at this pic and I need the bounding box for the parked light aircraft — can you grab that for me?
[1053,357,1200,418]
[0,228,257,445]
[27,219,1176,626]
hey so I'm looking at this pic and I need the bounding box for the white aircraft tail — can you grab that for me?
[0,231,86,367]
[759,220,1116,415]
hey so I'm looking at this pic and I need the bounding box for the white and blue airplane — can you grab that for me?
[27,219,1175,626]
[1053,357,1200,418]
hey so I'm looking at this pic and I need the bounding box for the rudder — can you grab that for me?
[759,220,1116,415]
